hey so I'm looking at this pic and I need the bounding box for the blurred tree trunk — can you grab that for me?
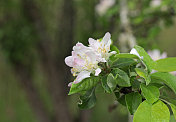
[14,67,52,122]
[20,0,74,122]
[79,110,92,122]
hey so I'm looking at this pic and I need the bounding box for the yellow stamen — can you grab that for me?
[73,73,76,76]
[102,49,107,53]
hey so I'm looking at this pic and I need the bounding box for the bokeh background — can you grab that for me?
[0,0,176,122]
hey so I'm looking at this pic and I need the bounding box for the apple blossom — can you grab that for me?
[65,42,102,86]
[65,32,118,86]
[148,49,167,61]
[88,32,116,61]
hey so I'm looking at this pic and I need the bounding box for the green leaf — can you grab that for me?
[109,54,118,62]
[170,115,176,122]
[140,84,160,104]
[151,72,176,94]
[111,58,137,68]
[154,58,176,72]
[170,104,176,120]
[110,45,120,54]
[125,92,142,115]
[150,77,164,84]
[109,53,138,64]
[133,100,170,122]
[68,76,100,95]
[101,75,112,93]
[135,68,151,85]
[160,85,175,100]
[78,88,96,109]
[134,45,156,72]
[114,53,139,59]
[130,72,137,77]
[112,68,131,87]
[149,83,164,89]
[159,86,176,108]
[131,79,140,89]
[107,73,117,91]
[117,95,126,106]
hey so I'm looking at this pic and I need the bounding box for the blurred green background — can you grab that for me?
[0,0,176,122]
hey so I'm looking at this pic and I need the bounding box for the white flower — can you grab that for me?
[65,32,116,86]
[65,42,102,86]
[95,0,115,16]
[148,49,167,61]
[88,32,116,61]
[73,71,91,84]
[130,48,143,59]
[130,48,140,57]
[95,68,101,76]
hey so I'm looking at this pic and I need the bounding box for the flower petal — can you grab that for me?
[104,39,112,52]
[130,48,140,58]
[73,42,92,53]
[73,71,91,84]
[86,51,98,63]
[151,70,157,74]
[97,57,106,62]
[102,32,111,44]
[68,82,73,87]
[160,52,167,59]
[171,71,176,76]
[73,58,85,67]
[65,56,73,67]
[110,51,116,55]
[88,38,96,45]
[148,49,167,61]
[89,38,100,51]
[95,68,101,76]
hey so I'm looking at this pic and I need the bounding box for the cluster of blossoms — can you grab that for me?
[65,32,176,121]
[65,32,176,87]
[65,32,116,86]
